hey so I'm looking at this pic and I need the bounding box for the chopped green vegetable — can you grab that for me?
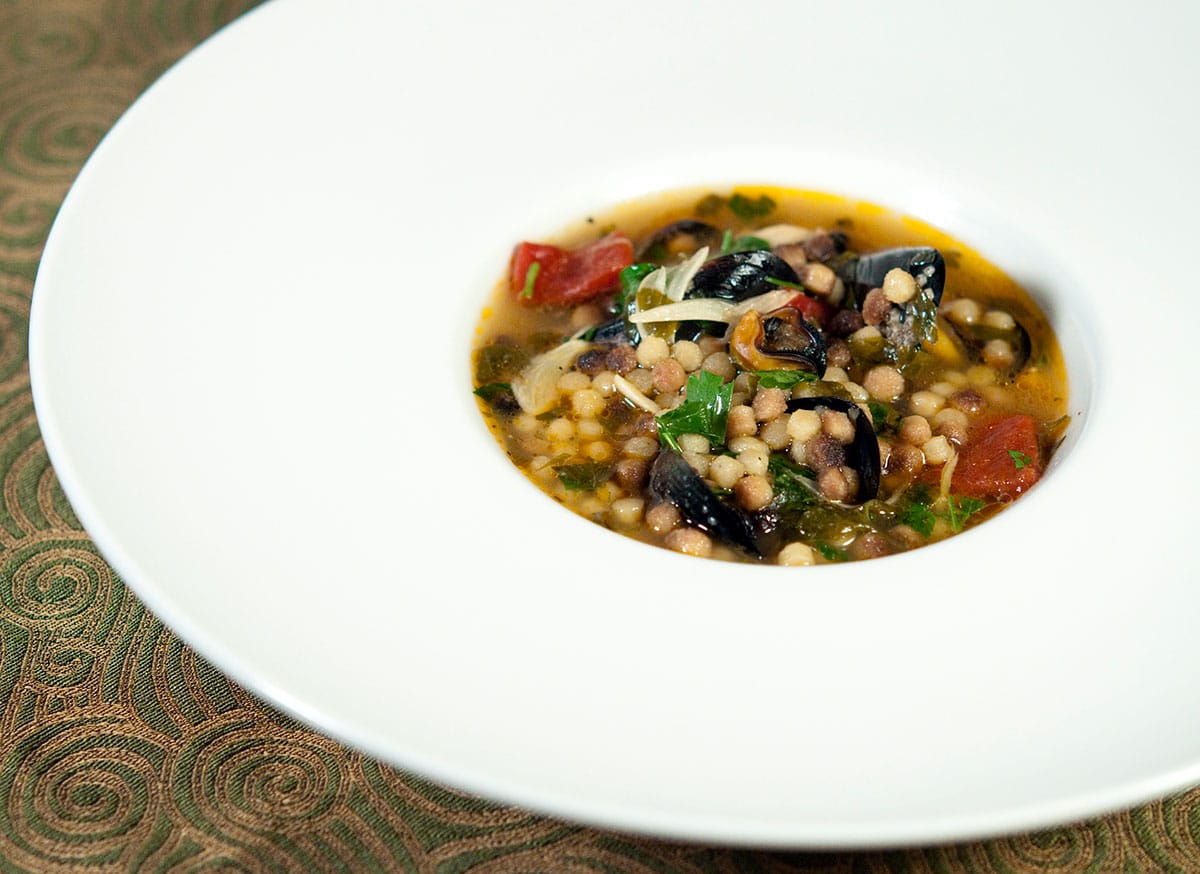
[655,370,733,453]
[767,454,819,510]
[519,261,540,299]
[617,262,658,311]
[755,370,818,390]
[765,276,805,291]
[944,495,986,532]
[554,462,614,491]
[719,230,770,255]
[473,382,512,401]
[899,501,937,538]
[868,400,901,436]
[728,192,776,222]
[814,542,848,562]
[1008,448,1031,469]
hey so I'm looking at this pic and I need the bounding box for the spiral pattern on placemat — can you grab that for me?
[0,4,101,71]
[172,714,346,838]
[0,715,164,867]
[0,534,116,630]
[956,821,1113,872]
[0,73,141,184]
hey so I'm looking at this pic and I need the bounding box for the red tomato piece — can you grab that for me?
[786,292,834,327]
[951,414,1042,501]
[510,233,634,306]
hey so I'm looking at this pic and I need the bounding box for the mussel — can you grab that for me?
[785,396,881,504]
[648,449,764,556]
[674,250,802,342]
[837,246,946,362]
[686,250,800,302]
[841,246,946,307]
[635,220,723,262]
[729,306,827,375]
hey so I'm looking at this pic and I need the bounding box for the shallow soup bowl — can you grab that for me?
[28,0,1200,849]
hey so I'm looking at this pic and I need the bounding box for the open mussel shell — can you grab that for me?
[635,220,723,262]
[785,396,881,504]
[675,250,802,342]
[730,306,827,375]
[840,246,946,308]
[648,449,764,556]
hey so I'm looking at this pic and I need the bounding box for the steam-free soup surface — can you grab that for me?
[473,187,1068,565]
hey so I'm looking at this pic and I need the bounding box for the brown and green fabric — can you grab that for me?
[1,3,1198,872]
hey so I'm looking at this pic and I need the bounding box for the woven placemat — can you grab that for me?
[1,3,1197,871]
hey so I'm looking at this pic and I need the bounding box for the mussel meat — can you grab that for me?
[785,396,881,504]
[648,449,764,556]
[729,306,827,375]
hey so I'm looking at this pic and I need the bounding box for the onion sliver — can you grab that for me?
[512,338,590,415]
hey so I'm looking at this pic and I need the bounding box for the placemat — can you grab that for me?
[1,2,1197,871]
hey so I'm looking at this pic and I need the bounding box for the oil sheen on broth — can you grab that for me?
[472,186,1068,565]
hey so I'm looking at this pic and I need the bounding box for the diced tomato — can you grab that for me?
[785,292,834,327]
[509,233,634,306]
[950,414,1043,501]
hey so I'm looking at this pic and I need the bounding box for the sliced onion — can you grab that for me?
[628,287,798,326]
[511,338,589,415]
[612,374,660,414]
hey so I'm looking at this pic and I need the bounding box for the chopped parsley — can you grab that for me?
[719,230,770,255]
[728,192,776,222]
[1008,448,1031,469]
[655,370,732,453]
[518,261,540,299]
[868,400,902,436]
[755,369,819,390]
[554,462,614,491]
[898,487,987,537]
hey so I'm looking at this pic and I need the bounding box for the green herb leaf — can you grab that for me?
[899,501,937,537]
[655,370,733,453]
[473,382,512,401]
[553,462,614,491]
[755,370,819,390]
[719,231,771,255]
[1008,448,1031,469]
[617,262,659,311]
[868,400,902,435]
[944,495,986,533]
[767,454,819,510]
[728,192,776,222]
[814,542,848,562]
[765,276,805,291]
[519,261,540,299]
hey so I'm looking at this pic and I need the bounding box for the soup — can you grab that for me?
[472,187,1068,564]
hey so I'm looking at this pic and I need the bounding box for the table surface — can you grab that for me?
[2,2,1199,871]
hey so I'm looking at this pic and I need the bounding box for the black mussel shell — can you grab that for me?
[840,246,946,308]
[648,449,763,556]
[636,220,723,262]
[785,396,881,504]
[686,250,800,302]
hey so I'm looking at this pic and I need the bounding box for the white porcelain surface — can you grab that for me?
[28,0,1200,848]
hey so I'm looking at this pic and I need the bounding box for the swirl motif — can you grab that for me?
[0,715,164,868]
[0,6,101,71]
[0,534,117,631]
[169,713,347,865]
[0,73,140,185]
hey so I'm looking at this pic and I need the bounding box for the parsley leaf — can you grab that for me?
[814,542,848,562]
[868,400,902,435]
[767,454,819,510]
[899,501,937,538]
[655,370,732,453]
[728,192,776,222]
[755,370,819,390]
[1008,448,1031,469]
[554,462,614,491]
[719,230,771,255]
[944,495,986,532]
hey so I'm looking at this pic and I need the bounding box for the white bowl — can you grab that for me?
[28,0,1200,848]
